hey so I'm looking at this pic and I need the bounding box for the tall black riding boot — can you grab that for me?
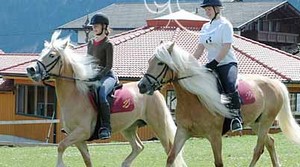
[98,102,111,140]
[227,91,243,132]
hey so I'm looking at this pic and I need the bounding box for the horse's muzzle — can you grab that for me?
[26,66,42,82]
[26,67,36,76]
[138,82,147,94]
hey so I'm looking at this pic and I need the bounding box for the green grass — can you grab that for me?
[0,133,300,167]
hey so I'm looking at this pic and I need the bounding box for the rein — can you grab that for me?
[144,64,193,90]
[34,57,97,84]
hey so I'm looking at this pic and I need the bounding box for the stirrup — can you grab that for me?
[230,118,243,132]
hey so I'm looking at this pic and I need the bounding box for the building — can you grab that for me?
[58,1,300,55]
[1,10,300,143]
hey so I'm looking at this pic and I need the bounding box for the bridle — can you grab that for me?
[143,63,193,91]
[34,54,93,83]
[34,55,62,81]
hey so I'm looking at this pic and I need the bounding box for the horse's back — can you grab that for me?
[239,74,286,124]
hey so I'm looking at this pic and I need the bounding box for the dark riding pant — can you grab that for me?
[215,63,241,111]
[214,63,238,94]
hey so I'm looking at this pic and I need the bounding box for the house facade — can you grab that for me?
[1,10,300,143]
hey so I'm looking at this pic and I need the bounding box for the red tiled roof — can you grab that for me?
[1,26,300,82]
[233,35,300,81]
[0,53,38,75]
[1,27,300,82]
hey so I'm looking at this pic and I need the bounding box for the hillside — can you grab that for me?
[0,0,114,53]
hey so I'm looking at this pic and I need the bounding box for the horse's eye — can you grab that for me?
[158,62,165,66]
[49,54,55,58]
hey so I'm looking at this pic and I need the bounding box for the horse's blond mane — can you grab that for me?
[47,31,99,93]
[155,42,232,118]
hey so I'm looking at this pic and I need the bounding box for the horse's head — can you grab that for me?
[138,41,176,95]
[26,30,69,82]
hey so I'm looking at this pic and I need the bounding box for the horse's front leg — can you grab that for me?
[56,127,91,167]
[75,141,92,167]
[166,127,189,167]
[207,134,223,167]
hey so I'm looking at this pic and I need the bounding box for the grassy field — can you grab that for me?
[0,133,300,167]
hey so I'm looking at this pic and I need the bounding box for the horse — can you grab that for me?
[26,31,186,167]
[138,41,300,167]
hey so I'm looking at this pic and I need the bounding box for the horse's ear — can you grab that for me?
[51,30,61,42]
[63,40,69,49]
[60,36,71,49]
[167,41,175,53]
[44,40,50,48]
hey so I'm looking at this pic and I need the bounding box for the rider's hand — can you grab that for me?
[205,59,219,70]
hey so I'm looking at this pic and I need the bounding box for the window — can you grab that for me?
[166,90,177,113]
[16,85,56,118]
[290,93,300,113]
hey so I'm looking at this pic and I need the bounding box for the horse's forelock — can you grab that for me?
[155,42,178,71]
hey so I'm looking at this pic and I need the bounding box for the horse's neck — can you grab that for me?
[62,61,74,78]
[55,79,78,99]
[173,82,202,107]
[172,81,219,128]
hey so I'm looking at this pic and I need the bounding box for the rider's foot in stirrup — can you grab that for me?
[230,117,243,132]
[98,127,111,140]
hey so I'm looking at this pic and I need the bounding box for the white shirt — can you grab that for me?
[199,16,237,66]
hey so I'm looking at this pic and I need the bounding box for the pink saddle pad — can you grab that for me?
[111,88,135,113]
[88,87,135,113]
[238,80,255,105]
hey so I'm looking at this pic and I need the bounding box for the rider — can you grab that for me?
[88,13,118,139]
[193,0,243,132]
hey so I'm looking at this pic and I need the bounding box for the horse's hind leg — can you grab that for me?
[121,125,144,167]
[249,123,268,167]
[264,135,280,167]
[251,124,280,167]
[75,142,92,167]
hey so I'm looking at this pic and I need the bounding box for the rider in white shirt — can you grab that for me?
[193,0,243,132]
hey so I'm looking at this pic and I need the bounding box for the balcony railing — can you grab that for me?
[257,31,299,44]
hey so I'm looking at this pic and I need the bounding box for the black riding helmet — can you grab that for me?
[200,0,222,8]
[200,0,222,24]
[90,13,109,36]
[90,13,109,25]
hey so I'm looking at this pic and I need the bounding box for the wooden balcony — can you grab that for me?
[257,31,299,44]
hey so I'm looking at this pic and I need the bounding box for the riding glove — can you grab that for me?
[205,59,219,70]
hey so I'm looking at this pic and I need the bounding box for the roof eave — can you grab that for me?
[237,1,288,29]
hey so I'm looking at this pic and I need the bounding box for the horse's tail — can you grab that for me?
[276,80,300,145]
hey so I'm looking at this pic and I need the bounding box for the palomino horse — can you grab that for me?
[26,31,186,167]
[138,41,300,167]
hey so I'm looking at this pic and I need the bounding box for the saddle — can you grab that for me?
[212,71,256,134]
[87,83,135,141]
